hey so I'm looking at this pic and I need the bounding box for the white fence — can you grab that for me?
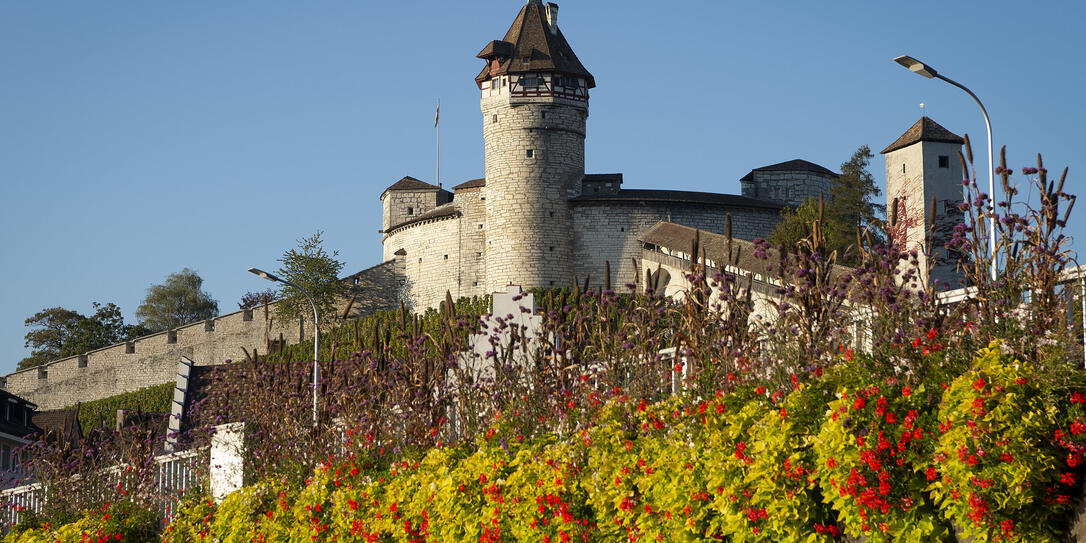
[0,483,43,529]
[0,423,243,531]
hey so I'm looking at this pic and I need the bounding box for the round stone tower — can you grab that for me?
[476,0,595,292]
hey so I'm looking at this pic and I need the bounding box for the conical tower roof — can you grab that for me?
[880,116,965,154]
[475,1,594,88]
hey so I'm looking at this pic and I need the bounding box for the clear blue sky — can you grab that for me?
[2,0,1084,374]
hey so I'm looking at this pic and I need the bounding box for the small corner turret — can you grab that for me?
[380,176,451,234]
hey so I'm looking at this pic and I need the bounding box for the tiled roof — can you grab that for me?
[639,222,853,278]
[453,178,486,191]
[475,2,595,88]
[380,176,442,199]
[881,117,964,154]
[31,408,81,444]
[570,189,784,210]
[740,159,838,182]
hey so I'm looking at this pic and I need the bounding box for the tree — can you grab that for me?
[274,231,346,327]
[135,268,219,333]
[831,145,885,246]
[238,289,277,310]
[19,303,146,370]
[769,145,886,263]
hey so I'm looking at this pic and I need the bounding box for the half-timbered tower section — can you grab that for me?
[477,0,594,292]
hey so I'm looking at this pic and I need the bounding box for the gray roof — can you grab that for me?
[881,117,964,154]
[475,2,595,88]
[571,189,784,209]
[740,159,838,182]
[582,173,623,184]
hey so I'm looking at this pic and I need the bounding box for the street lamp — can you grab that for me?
[248,267,320,425]
[893,55,998,282]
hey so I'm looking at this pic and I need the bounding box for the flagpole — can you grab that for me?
[430,99,434,186]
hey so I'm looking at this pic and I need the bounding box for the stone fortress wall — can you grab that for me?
[4,306,297,411]
[741,169,833,208]
[4,261,405,411]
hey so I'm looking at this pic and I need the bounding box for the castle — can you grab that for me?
[380,0,846,311]
[3,0,967,411]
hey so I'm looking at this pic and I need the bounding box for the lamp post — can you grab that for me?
[893,55,997,282]
[248,267,320,425]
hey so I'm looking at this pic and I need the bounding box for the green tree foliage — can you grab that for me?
[72,382,174,432]
[770,145,886,263]
[135,268,219,333]
[274,231,347,328]
[19,303,148,370]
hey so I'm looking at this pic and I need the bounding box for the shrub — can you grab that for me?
[930,341,1076,542]
[815,364,949,541]
[3,500,157,543]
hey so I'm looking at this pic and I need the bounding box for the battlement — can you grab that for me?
[5,261,406,410]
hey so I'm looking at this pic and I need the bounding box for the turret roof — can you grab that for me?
[452,178,486,191]
[739,159,837,182]
[880,117,964,154]
[475,2,594,88]
[380,176,442,200]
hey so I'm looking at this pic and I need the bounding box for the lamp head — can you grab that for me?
[894,55,938,79]
[248,267,281,283]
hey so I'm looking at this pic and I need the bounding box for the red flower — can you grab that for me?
[973,377,986,391]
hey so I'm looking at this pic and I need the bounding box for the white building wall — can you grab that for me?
[571,204,781,291]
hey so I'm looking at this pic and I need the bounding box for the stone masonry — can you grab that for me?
[882,117,966,289]
[482,98,586,292]
[5,262,405,410]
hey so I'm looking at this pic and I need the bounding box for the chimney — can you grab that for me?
[545,3,559,34]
